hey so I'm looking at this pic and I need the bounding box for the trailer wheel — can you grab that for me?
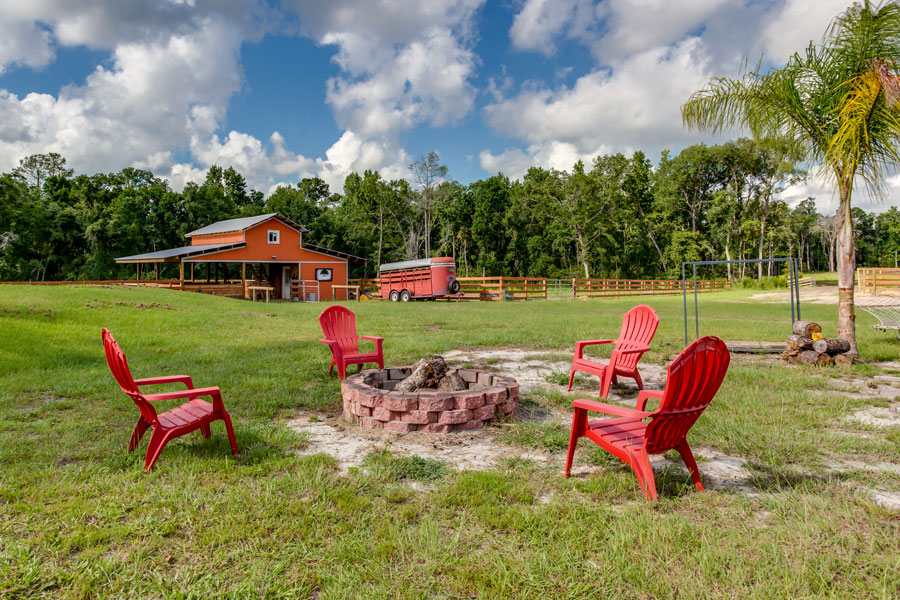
[448,279,461,294]
[400,290,411,302]
[389,290,400,302]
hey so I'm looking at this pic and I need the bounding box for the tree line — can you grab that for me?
[1,143,899,283]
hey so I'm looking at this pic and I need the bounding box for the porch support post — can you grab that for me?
[137,263,141,281]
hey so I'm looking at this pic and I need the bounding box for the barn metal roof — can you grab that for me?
[185,213,309,237]
[303,243,366,263]
[115,243,245,263]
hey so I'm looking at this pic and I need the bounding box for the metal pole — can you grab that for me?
[789,258,795,324]
[682,263,688,346]
[693,263,699,341]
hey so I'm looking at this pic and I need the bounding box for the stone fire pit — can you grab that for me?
[340,367,519,433]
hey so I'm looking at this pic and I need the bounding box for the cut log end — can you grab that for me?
[792,320,822,338]
[833,353,853,367]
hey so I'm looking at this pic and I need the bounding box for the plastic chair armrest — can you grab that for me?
[635,389,664,411]
[360,335,384,353]
[574,339,614,359]
[134,375,194,389]
[615,344,651,355]
[143,386,222,403]
[572,398,652,419]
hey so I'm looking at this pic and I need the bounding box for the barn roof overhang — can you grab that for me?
[302,243,366,263]
[114,243,245,264]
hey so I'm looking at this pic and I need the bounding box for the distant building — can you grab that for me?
[116,213,362,301]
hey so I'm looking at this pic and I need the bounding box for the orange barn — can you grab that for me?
[116,213,362,301]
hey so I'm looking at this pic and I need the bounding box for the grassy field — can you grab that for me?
[1,285,899,599]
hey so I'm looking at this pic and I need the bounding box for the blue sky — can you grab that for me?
[1,0,885,212]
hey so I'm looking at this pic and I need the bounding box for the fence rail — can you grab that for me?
[787,276,815,289]
[572,278,729,298]
[858,268,900,294]
[349,276,729,301]
[0,279,183,288]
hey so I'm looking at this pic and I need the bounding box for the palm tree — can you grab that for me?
[681,1,900,355]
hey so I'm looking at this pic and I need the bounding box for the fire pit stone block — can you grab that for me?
[384,420,417,432]
[400,410,436,424]
[421,423,453,433]
[453,391,485,410]
[418,394,455,412]
[382,395,418,412]
[454,419,484,431]
[438,409,473,425]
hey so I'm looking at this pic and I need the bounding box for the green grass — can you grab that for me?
[1,285,899,598]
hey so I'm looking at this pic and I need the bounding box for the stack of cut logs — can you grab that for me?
[782,320,853,366]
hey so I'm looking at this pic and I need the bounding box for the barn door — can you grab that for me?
[282,266,291,300]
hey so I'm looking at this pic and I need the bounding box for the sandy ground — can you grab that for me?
[751,285,900,307]
[287,347,900,508]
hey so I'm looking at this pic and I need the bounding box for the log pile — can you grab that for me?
[781,321,853,366]
[394,356,468,392]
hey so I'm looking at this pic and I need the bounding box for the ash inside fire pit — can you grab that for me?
[341,358,519,433]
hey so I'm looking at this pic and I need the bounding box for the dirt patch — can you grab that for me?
[750,286,839,304]
[0,307,55,318]
[288,412,759,494]
[441,347,667,394]
[566,447,755,493]
[867,488,900,510]
[85,298,179,310]
[827,457,900,475]
[847,402,900,427]
[287,412,551,473]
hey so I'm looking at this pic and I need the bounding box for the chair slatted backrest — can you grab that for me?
[101,329,157,425]
[644,336,729,454]
[614,305,659,371]
[318,306,359,354]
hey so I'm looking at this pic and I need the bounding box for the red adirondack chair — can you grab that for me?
[101,328,238,471]
[318,305,384,379]
[563,335,730,501]
[568,304,659,398]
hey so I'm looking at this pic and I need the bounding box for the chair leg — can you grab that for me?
[144,429,175,471]
[633,370,643,390]
[199,424,211,439]
[564,408,587,477]
[675,440,704,492]
[628,451,658,502]
[221,411,239,455]
[129,417,150,452]
[567,367,576,392]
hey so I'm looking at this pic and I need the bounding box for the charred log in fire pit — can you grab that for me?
[395,356,466,392]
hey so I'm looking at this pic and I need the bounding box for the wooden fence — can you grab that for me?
[456,277,547,301]
[786,276,815,289]
[572,278,729,298]
[0,279,183,288]
[349,276,729,301]
[858,268,900,294]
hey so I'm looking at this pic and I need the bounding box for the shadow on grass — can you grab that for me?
[746,461,853,493]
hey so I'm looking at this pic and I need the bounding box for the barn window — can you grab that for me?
[267,230,280,244]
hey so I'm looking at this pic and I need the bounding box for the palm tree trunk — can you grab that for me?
[837,183,857,356]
